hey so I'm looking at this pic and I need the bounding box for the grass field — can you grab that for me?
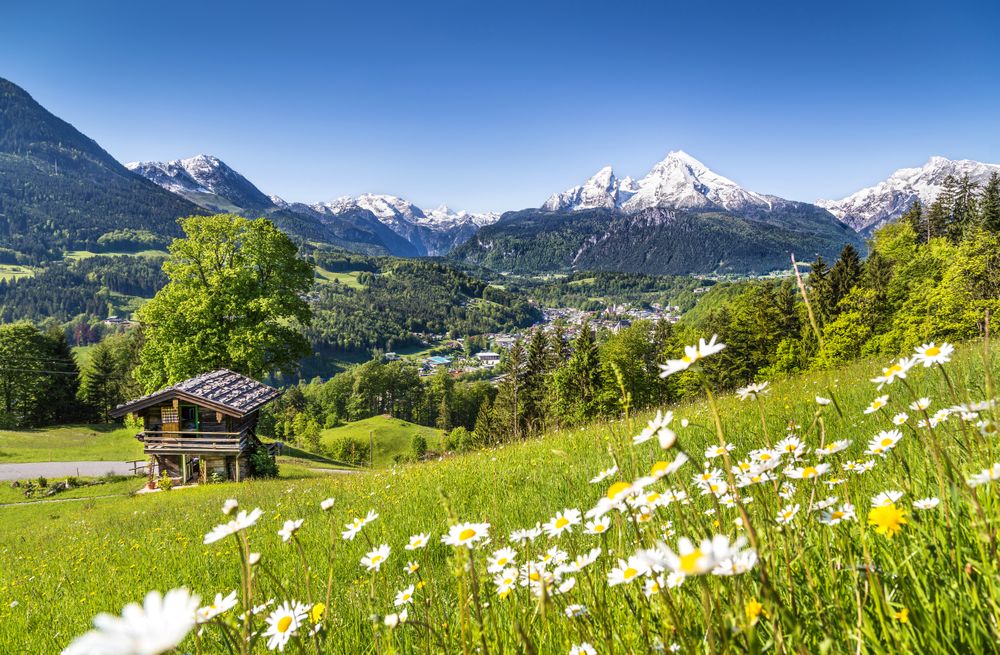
[63,249,168,261]
[315,266,365,289]
[2,342,999,653]
[320,415,444,467]
[0,424,144,463]
[0,263,34,281]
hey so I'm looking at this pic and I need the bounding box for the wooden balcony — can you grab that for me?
[138,430,250,454]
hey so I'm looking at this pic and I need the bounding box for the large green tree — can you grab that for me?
[135,215,313,391]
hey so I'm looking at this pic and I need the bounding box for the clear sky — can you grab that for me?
[3,0,998,212]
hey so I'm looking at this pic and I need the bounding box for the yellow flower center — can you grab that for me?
[651,461,669,476]
[760,453,772,460]
[679,549,703,574]
[880,438,893,447]
[371,555,383,563]
[623,567,638,580]
[831,511,844,520]
[593,524,606,533]
[607,481,631,499]
[802,466,818,478]
[925,347,940,357]
[459,528,476,541]
[681,355,693,364]
[497,557,508,565]
[555,517,569,528]
[277,616,293,633]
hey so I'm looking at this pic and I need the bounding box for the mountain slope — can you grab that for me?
[126,155,274,213]
[817,156,1000,233]
[450,204,863,275]
[0,77,202,260]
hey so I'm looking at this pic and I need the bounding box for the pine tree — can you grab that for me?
[900,201,924,243]
[548,323,570,368]
[521,328,550,435]
[862,249,893,299]
[552,320,602,423]
[980,172,1000,233]
[79,341,122,422]
[950,174,981,239]
[492,341,525,442]
[827,244,863,312]
[808,256,831,321]
[924,197,949,241]
[473,398,493,446]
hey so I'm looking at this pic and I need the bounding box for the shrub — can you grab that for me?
[248,447,279,479]
[156,472,173,491]
[411,434,428,459]
[326,437,371,467]
[448,426,474,452]
[36,476,47,488]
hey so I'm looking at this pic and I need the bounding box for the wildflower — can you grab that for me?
[659,335,725,377]
[775,436,805,458]
[543,508,582,537]
[978,420,998,438]
[607,556,650,586]
[249,553,261,566]
[810,496,838,512]
[204,508,263,545]
[586,481,638,519]
[196,590,238,623]
[590,465,618,484]
[909,397,932,411]
[278,519,304,543]
[564,604,588,618]
[320,498,335,511]
[785,463,830,479]
[383,609,408,628]
[442,522,490,548]
[775,503,800,525]
[569,644,597,655]
[262,601,308,651]
[643,574,666,597]
[584,518,610,535]
[634,409,676,449]
[564,548,602,573]
[342,510,378,541]
[819,503,856,526]
[815,396,832,406]
[745,598,765,625]
[872,490,904,507]
[913,342,953,367]
[310,603,325,624]
[64,589,200,655]
[647,535,751,577]
[866,429,903,457]
[871,358,914,389]
[405,533,429,550]
[737,381,769,401]
[487,547,518,573]
[648,453,689,480]
[892,412,909,426]
[361,545,391,572]
[712,549,758,575]
[913,497,940,510]
[705,443,735,459]
[539,546,568,565]
[864,395,890,414]
[494,568,518,597]
[509,525,542,543]
[778,482,796,500]
[816,440,850,456]
[404,561,420,574]
[394,585,415,607]
[893,607,910,623]
[868,503,907,537]
[968,463,1000,487]
[222,499,238,516]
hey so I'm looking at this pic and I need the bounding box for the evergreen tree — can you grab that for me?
[980,172,1000,233]
[924,197,949,241]
[472,397,494,445]
[79,340,123,421]
[827,244,863,312]
[552,320,602,423]
[492,341,525,442]
[808,256,831,321]
[861,249,893,299]
[900,201,924,243]
[521,328,550,434]
[548,323,570,368]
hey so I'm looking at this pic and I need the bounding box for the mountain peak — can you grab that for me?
[127,154,273,212]
[818,155,1000,233]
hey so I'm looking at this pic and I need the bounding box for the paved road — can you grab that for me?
[0,461,137,481]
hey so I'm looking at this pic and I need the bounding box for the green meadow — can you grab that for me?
[320,415,444,467]
[1,343,998,653]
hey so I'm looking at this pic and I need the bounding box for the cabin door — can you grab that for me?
[160,406,180,438]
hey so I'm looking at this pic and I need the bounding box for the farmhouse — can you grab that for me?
[109,369,281,484]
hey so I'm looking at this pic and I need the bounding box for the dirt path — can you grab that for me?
[0,461,136,481]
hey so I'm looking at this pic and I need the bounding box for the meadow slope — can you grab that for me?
[1,343,998,653]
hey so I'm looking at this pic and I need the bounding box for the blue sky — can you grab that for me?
[3,0,999,211]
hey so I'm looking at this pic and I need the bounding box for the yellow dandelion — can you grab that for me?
[893,607,909,623]
[745,598,765,625]
[868,503,907,537]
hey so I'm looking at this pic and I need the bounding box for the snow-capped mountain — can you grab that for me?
[126,154,274,212]
[817,156,1000,233]
[542,166,638,211]
[544,151,789,216]
[422,205,501,229]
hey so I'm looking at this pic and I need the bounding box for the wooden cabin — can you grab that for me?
[109,369,281,484]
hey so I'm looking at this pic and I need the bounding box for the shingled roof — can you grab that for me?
[109,369,282,418]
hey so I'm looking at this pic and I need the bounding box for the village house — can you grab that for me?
[109,369,281,485]
[475,351,501,368]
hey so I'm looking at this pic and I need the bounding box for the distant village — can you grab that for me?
[389,302,683,380]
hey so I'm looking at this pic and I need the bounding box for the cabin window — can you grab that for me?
[160,407,178,424]
[181,405,200,432]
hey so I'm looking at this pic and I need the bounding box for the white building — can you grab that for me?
[475,351,501,368]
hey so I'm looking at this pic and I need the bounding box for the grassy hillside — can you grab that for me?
[0,343,998,653]
[320,415,444,467]
[0,424,143,462]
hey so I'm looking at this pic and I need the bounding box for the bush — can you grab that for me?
[411,434,428,460]
[326,437,371,467]
[156,472,173,491]
[37,476,47,488]
[248,447,279,479]
[448,426,475,453]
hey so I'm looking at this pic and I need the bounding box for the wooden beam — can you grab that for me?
[216,411,223,423]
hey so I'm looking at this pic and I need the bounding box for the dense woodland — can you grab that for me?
[514,270,712,312]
